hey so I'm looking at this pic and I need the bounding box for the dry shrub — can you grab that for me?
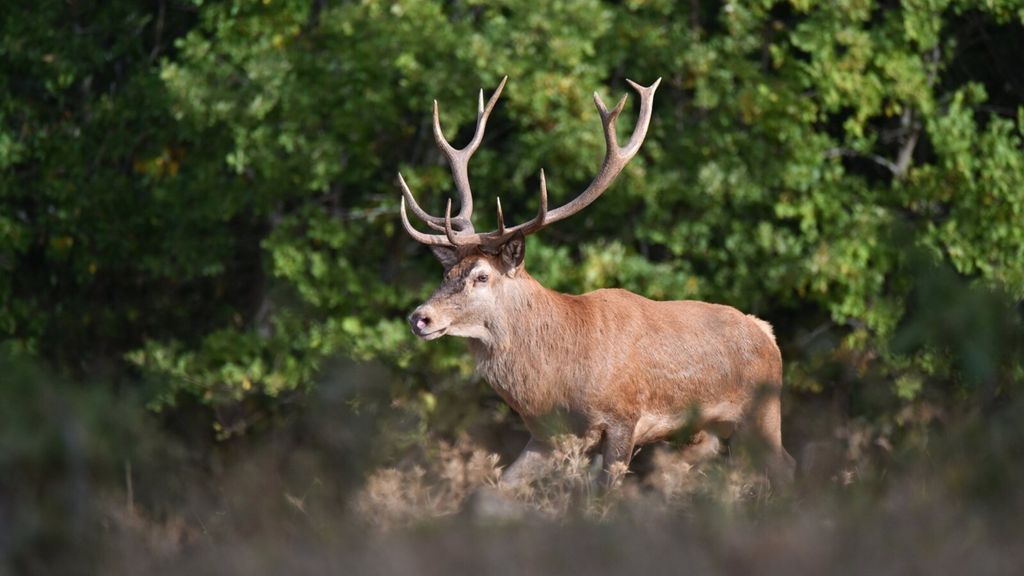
[506,435,775,520]
[353,435,501,529]
[84,405,1024,576]
[496,434,608,519]
[355,434,616,527]
[355,433,776,527]
[643,444,699,501]
[98,496,199,566]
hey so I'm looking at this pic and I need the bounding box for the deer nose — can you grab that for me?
[408,311,431,332]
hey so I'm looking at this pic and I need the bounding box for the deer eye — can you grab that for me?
[475,273,489,284]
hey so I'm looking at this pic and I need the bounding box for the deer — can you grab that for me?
[398,76,795,489]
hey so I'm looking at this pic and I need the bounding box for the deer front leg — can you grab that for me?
[500,437,551,487]
[600,421,635,487]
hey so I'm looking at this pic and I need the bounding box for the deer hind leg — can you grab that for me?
[738,386,796,489]
[500,437,551,488]
[599,421,636,487]
[677,430,723,466]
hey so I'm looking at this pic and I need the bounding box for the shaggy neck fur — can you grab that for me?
[466,269,584,419]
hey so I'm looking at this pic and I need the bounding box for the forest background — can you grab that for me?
[2,1,1023,573]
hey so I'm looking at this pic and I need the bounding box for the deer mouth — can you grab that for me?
[414,326,448,340]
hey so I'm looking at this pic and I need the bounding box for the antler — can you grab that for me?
[399,76,660,248]
[398,76,508,239]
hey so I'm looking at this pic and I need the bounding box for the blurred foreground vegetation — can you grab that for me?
[1,0,1023,574]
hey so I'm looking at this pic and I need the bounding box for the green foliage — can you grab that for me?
[0,0,258,370]
[2,0,1023,433]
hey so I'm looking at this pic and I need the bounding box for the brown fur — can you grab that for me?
[409,243,795,488]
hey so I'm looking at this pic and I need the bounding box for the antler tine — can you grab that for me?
[594,92,629,156]
[536,168,548,227]
[443,198,474,246]
[496,197,506,236]
[398,172,447,232]
[400,196,455,246]
[513,168,549,236]
[621,77,661,156]
[432,75,509,232]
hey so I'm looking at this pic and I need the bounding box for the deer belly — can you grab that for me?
[632,401,744,445]
[632,412,685,445]
[523,407,592,440]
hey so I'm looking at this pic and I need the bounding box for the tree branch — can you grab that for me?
[825,147,899,175]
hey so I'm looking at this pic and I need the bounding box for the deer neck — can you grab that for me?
[466,271,575,416]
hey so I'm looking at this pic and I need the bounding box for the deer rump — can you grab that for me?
[399,76,795,488]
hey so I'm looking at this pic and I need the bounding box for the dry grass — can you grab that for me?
[353,435,502,529]
[16,381,1023,576]
[75,420,1024,576]
[353,434,769,528]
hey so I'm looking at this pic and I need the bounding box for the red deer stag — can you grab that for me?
[399,76,795,488]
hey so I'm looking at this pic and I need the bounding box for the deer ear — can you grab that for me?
[500,233,526,275]
[430,245,459,270]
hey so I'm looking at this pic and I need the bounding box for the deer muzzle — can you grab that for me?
[408,307,448,340]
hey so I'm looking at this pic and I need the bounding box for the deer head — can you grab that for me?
[400,76,660,342]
